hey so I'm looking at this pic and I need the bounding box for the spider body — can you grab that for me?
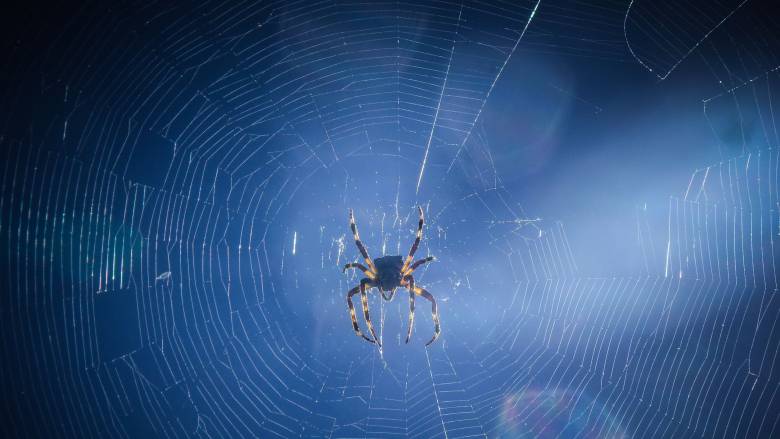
[343,207,440,346]
[373,255,404,296]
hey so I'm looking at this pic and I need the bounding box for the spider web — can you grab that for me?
[2,0,780,438]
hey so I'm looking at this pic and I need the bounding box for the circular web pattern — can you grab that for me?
[2,1,780,438]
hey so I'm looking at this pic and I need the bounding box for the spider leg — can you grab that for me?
[401,206,425,273]
[359,279,381,346]
[343,262,376,280]
[403,256,435,276]
[405,275,440,346]
[346,278,377,344]
[349,209,377,273]
[403,276,416,343]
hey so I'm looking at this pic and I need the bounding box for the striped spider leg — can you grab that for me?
[344,209,381,345]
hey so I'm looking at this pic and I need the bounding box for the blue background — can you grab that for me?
[2,0,780,437]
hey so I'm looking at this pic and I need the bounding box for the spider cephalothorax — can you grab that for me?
[343,207,440,346]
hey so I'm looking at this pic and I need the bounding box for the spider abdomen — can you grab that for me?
[373,255,404,290]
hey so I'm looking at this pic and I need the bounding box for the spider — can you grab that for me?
[343,207,440,346]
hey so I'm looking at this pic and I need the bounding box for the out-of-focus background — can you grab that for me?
[2,1,780,437]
